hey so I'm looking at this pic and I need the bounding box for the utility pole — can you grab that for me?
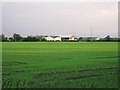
[91,28,92,38]
[91,28,93,42]
[73,32,74,36]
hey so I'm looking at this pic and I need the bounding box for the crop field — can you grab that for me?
[1,42,119,88]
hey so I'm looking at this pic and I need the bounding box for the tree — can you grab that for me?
[79,37,83,39]
[22,36,40,42]
[79,37,83,40]
[41,38,47,41]
[104,35,111,41]
[0,34,8,42]
[13,33,22,42]
[0,34,2,42]
[9,37,14,42]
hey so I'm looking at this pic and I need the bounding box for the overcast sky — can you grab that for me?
[2,2,118,38]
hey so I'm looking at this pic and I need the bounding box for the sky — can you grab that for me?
[2,2,118,38]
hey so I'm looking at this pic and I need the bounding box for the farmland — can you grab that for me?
[1,42,119,88]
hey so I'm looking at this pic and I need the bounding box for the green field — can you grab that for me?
[2,42,119,88]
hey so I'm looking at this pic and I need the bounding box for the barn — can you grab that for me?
[41,36,61,41]
[61,35,78,41]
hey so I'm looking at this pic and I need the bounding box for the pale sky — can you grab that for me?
[2,2,118,38]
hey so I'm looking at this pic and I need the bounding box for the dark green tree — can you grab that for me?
[0,34,8,42]
[79,37,83,40]
[22,36,40,42]
[13,33,22,42]
[0,34,2,42]
[104,35,111,41]
[41,38,47,41]
[9,37,14,42]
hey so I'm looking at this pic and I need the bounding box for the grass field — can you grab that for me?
[2,42,119,88]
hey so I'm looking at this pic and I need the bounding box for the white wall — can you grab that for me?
[54,37,61,41]
[46,36,54,41]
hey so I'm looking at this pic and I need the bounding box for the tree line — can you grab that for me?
[79,35,120,42]
[0,33,120,42]
[0,33,41,42]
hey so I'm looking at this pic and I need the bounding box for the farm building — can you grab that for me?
[61,35,78,41]
[41,36,61,41]
[51,36,61,41]
[69,35,78,40]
